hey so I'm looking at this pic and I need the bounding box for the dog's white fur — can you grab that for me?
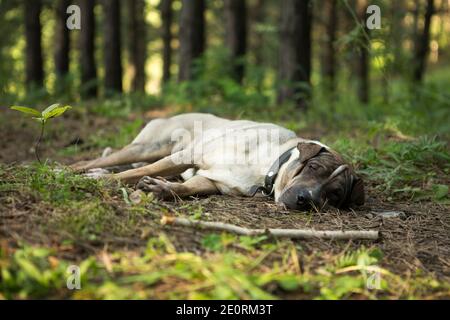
[93,113,331,200]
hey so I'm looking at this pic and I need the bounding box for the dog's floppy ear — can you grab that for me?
[348,176,365,207]
[297,142,326,163]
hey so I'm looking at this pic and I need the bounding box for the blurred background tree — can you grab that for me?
[127,0,147,92]
[0,0,448,135]
[79,0,98,98]
[103,0,122,94]
[160,0,173,83]
[24,0,44,90]
[178,0,205,81]
[54,0,70,93]
[224,0,247,83]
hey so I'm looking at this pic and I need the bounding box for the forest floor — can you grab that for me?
[0,107,449,299]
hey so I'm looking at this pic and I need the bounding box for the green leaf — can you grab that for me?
[42,104,72,120]
[15,256,45,284]
[120,187,131,205]
[41,103,60,116]
[32,117,45,123]
[239,235,267,249]
[277,275,300,291]
[433,184,449,200]
[201,234,223,251]
[10,106,41,117]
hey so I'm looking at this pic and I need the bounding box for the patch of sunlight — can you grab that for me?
[42,7,56,93]
[263,70,276,93]
[146,52,163,95]
[404,14,413,27]
[124,63,134,93]
[172,37,179,50]
[148,0,161,6]
[9,37,25,97]
[94,2,102,16]
[6,81,21,97]
[146,0,162,28]
[430,40,439,63]
[11,38,25,60]
[173,0,182,11]
[373,53,392,71]
[371,41,389,70]
[311,69,320,87]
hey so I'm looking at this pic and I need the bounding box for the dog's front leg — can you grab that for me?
[114,151,194,184]
[137,175,218,200]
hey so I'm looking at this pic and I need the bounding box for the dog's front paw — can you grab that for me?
[136,176,173,200]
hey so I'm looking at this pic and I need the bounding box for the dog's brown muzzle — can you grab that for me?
[278,164,352,210]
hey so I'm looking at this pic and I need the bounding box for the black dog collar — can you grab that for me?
[249,147,296,197]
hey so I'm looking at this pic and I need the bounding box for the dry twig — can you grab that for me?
[161,216,379,240]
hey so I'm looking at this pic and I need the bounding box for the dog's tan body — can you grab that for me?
[72,113,364,209]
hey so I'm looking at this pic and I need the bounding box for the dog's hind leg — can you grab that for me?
[70,118,180,172]
[113,151,195,184]
[136,176,219,200]
[70,142,173,172]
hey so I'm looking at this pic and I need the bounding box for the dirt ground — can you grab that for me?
[0,109,449,285]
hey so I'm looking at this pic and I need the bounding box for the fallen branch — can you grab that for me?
[161,216,380,240]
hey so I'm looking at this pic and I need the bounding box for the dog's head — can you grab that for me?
[276,142,364,210]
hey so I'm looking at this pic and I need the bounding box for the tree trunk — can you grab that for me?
[390,0,405,75]
[24,0,44,89]
[103,0,122,93]
[161,0,173,83]
[355,0,370,104]
[322,0,338,96]
[127,0,146,92]
[412,0,420,43]
[225,0,247,83]
[413,0,434,83]
[178,0,205,82]
[277,0,312,110]
[54,0,70,91]
[79,0,97,98]
[250,0,264,66]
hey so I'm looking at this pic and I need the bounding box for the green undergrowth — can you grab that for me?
[0,164,449,299]
[1,240,447,300]
[328,134,449,202]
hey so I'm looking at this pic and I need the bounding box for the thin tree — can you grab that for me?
[161,0,173,83]
[103,0,122,93]
[54,0,70,90]
[278,0,312,109]
[178,0,205,82]
[250,0,265,67]
[79,0,97,98]
[322,0,338,96]
[24,0,44,89]
[225,0,247,83]
[413,0,435,83]
[390,0,406,75]
[355,0,370,104]
[128,0,146,92]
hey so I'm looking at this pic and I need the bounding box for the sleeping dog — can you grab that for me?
[71,113,364,210]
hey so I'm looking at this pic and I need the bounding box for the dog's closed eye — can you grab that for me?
[308,163,319,171]
[306,162,326,174]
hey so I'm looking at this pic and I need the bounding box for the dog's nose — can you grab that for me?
[296,190,312,206]
[297,194,305,205]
